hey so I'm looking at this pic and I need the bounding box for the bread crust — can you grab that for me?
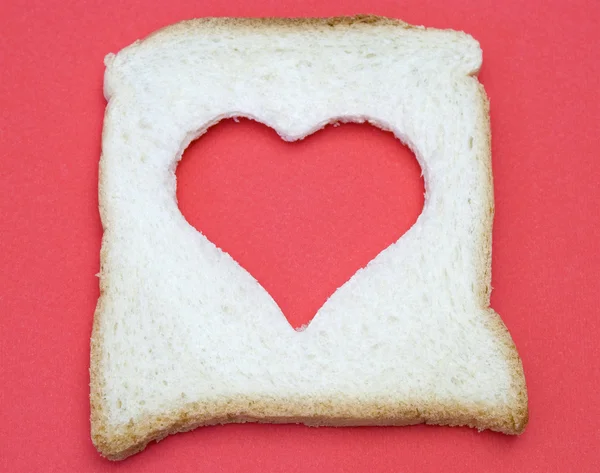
[93,394,527,461]
[473,84,528,434]
[91,15,528,461]
[145,15,414,38]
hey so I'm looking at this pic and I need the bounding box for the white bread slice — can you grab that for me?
[91,15,528,460]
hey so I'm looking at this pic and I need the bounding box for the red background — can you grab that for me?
[1,1,599,472]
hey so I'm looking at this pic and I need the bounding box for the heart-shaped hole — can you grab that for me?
[176,118,424,329]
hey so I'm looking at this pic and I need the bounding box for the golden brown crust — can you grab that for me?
[92,14,528,461]
[473,82,529,435]
[144,15,415,41]
[89,239,110,457]
[93,394,526,460]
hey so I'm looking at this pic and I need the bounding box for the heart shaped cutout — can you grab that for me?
[176,118,424,329]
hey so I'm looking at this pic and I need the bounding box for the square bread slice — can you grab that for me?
[91,15,528,460]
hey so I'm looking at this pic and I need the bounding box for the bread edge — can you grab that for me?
[92,394,528,461]
[91,14,528,461]
[473,81,529,437]
[143,14,416,39]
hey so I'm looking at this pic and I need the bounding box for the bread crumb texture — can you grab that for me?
[91,15,527,460]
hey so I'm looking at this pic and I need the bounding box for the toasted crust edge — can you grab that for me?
[91,14,528,461]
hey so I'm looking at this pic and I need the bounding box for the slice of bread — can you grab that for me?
[91,15,528,460]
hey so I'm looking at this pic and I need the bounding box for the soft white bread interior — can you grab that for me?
[91,15,528,460]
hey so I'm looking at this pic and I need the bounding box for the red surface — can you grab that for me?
[1,1,599,472]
